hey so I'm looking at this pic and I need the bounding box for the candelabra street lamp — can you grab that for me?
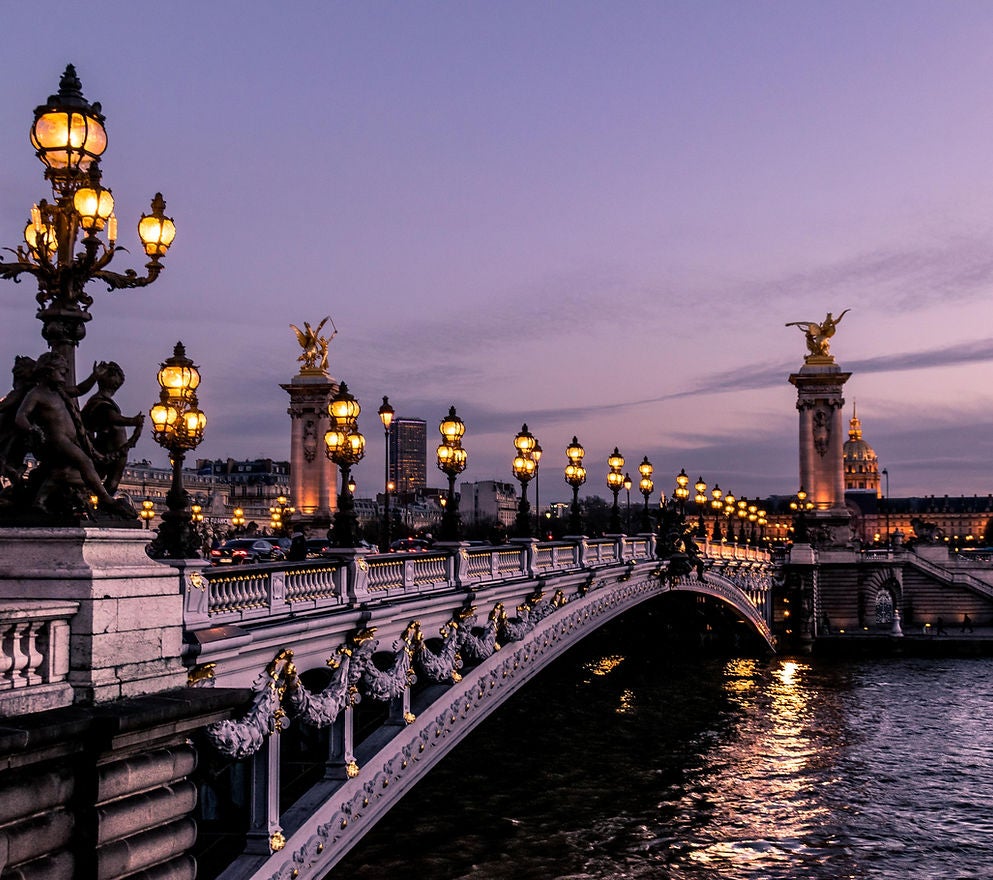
[231,507,246,535]
[673,468,690,514]
[623,473,633,533]
[693,476,707,537]
[710,484,724,541]
[378,395,395,551]
[638,456,654,532]
[0,65,176,390]
[325,382,365,548]
[512,424,538,538]
[532,442,543,536]
[269,495,294,536]
[436,406,468,541]
[607,447,625,533]
[790,486,814,543]
[147,343,206,559]
[139,498,155,530]
[564,436,587,535]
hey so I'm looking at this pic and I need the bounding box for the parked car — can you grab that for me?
[260,536,291,559]
[388,538,432,553]
[305,538,332,558]
[211,538,285,565]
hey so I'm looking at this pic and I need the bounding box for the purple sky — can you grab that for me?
[3,2,993,501]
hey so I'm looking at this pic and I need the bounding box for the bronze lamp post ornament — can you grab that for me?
[564,436,587,535]
[436,406,467,542]
[0,65,175,525]
[147,343,206,559]
[325,382,365,547]
[512,423,538,538]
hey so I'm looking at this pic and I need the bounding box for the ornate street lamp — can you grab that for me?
[0,65,176,389]
[790,486,814,543]
[231,507,246,534]
[139,498,155,530]
[512,423,538,537]
[436,406,468,541]
[532,442,543,536]
[606,447,625,533]
[623,473,633,533]
[564,436,586,534]
[693,475,707,537]
[269,495,294,536]
[638,456,654,532]
[147,343,206,559]
[710,484,724,541]
[325,382,365,548]
[378,395,395,551]
[673,468,690,514]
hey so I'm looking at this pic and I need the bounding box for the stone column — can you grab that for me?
[789,358,852,546]
[281,371,338,532]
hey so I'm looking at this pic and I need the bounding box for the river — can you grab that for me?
[334,612,993,879]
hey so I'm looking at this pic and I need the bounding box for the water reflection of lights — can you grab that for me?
[616,688,636,715]
[678,657,833,874]
[583,655,625,677]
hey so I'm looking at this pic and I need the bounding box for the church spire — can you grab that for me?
[849,400,862,441]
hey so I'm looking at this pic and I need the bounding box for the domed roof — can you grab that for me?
[843,404,880,493]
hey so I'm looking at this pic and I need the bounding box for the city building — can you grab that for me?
[461,480,518,528]
[389,418,427,496]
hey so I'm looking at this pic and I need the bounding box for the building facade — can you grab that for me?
[389,418,427,495]
[462,480,518,527]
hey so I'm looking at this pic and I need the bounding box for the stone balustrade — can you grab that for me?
[0,599,77,714]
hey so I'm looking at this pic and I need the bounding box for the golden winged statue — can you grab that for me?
[786,309,849,360]
[289,316,337,372]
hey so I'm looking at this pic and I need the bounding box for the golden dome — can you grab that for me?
[843,403,880,495]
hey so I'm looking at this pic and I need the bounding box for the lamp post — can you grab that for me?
[710,484,724,541]
[324,382,366,548]
[564,436,587,535]
[736,497,749,543]
[882,467,890,548]
[436,406,468,541]
[269,495,294,536]
[694,476,707,537]
[139,498,155,530]
[147,343,206,559]
[638,456,654,532]
[722,492,736,543]
[512,424,538,538]
[790,486,814,543]
[623,473,633,533]
[532,442,543,537]
[231,507,246,535]
[0,65,176,389]
[378,396,395,551]
[674,468,690,514]
[607,447,625,533]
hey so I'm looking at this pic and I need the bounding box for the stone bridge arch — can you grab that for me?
[208,560,775,880]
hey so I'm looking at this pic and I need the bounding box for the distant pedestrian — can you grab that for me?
[288,531,306,561]
[961,613,974,633]
[937,616,948,636]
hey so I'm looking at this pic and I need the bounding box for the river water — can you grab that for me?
[335,614,993,879]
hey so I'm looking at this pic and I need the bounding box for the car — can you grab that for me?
[260,536,291,559]
[305,538,332,558]
[211,538,285,565]
[388,538,432,553]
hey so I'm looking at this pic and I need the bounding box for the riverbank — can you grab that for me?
[812,626,993,658]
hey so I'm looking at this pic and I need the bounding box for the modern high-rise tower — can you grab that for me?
[389,418,427,496]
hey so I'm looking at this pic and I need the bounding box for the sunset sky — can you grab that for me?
[3,2,993,501]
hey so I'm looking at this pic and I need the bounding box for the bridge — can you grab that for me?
[183,536,775,879]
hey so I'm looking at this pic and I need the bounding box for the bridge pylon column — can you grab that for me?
[326,703,357,780]
[245,735,283,855]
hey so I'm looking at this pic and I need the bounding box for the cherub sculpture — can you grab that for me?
[786,309,849,359]
[290,316,337,373]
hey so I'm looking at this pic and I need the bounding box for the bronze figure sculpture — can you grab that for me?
[290,316,337,373]
[786,309,850,360]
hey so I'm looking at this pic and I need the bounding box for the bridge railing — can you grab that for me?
[187,535,774,630]
[0,599,77,715]
[188,536,665,629]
